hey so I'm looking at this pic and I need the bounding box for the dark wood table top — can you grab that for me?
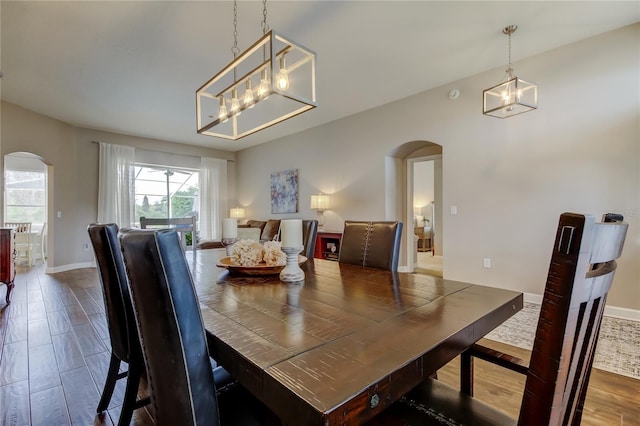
[189,249,523,425]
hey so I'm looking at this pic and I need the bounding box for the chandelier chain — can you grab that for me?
[261,0,269,34]
[231,0,239,58]
[507,31,512,69]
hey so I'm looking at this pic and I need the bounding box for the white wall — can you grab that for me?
[236,24,640,311]
[0,103,236,270]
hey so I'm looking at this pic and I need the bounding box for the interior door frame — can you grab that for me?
[406,154,441,273]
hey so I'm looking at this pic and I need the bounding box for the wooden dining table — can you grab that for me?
[188,249,523,426]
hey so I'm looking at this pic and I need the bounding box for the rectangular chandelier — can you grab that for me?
[196,30,316,140]
[483,76,538,118]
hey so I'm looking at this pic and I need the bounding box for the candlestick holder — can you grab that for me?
[221,238,238,256]
[280,246,304,282]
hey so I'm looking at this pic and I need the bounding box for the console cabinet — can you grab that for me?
[0,228,15,304]
[314,231,342,261]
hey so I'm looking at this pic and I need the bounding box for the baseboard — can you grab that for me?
[524,292,639,322]
[46,261,95,274]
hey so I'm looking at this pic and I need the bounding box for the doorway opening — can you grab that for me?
[411,156,442,276]
[4,152,49,267]
[385,141,442,274]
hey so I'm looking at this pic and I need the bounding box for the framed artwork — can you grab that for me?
[270,169,299,214]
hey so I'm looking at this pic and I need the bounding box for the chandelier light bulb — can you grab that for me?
[244,80,255,108]
[230,88,241,116]
[276,56,290,90]
[218,97,229,123]
[257,68,270,100]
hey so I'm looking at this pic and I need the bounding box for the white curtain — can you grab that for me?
[199,157,227,240]
[97,142,135,227]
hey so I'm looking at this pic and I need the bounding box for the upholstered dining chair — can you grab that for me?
[301,219,318,259]
[119,228,279,425]
[87,224,149,426]
[367,212,628,426]
[338,221,403,271]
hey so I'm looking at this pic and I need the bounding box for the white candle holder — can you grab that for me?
[221,238,238,256]
[280,246,305,282]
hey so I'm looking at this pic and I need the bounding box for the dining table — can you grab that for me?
[188,248,523,426]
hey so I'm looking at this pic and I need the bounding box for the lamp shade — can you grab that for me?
[229,207,245,219]
[310,194,330,211]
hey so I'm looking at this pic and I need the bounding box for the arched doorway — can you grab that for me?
[4,152,50,266]
[385,141,443,273]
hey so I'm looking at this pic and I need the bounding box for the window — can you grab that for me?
[5,169,47,225]
[134,165,199,225]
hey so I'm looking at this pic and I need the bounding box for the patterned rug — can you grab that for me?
[486,302,640,379]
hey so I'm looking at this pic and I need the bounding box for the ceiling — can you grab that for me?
[1,1,638,152]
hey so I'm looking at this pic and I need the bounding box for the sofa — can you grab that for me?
[239,219,281,241]
[197,219,318,260]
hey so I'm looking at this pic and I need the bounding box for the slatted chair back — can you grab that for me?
[5,222,32,265]
[366,213,628,426]
[139,216,197,252]
[520,212,627,425]
[339,221,403,271]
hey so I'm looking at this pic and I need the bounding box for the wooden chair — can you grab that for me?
[338,221,403,271]
[87,224,150,425]
[139,216,196,252]
[119,228,279,425]
[5,222,33,266]
[367,212,628,426]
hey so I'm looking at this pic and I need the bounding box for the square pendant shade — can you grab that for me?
[483,76,538,118]
[196,30,317,140]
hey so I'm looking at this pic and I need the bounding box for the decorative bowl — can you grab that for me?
[216,255,307,276]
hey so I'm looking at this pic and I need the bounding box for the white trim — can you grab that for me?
[46,261,95,274]
[524,292,639,322]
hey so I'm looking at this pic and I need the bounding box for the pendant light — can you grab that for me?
[483,25,538,118]
[196,0,317,140]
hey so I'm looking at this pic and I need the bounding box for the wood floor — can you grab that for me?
[1,264,638,425]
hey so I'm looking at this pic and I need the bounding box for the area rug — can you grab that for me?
[486,302,640,380]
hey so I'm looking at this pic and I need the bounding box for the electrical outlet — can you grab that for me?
[483,258,491,268]
[83,243,90,252]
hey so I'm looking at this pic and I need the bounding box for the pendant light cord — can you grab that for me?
[503,25,517,79]
[232,0,240,58]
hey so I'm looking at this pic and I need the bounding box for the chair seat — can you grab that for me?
[369,378,515,426]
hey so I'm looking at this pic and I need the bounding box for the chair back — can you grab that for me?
[120,229,219,426]
[139,216,197,251]
[519,213,627,426]
[6,222,33,265]
[4,222,31,234]
[339,221,403,271]
[302,219,318,259]
[87,224,141,363]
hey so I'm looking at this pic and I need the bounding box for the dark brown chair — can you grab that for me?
[119,228,278,425]
[338,221,403,271]
[87,224,149,426]
[368,212,628,426]
[301,219,318,259]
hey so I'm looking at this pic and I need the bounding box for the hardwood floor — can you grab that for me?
[1,264,638,425]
